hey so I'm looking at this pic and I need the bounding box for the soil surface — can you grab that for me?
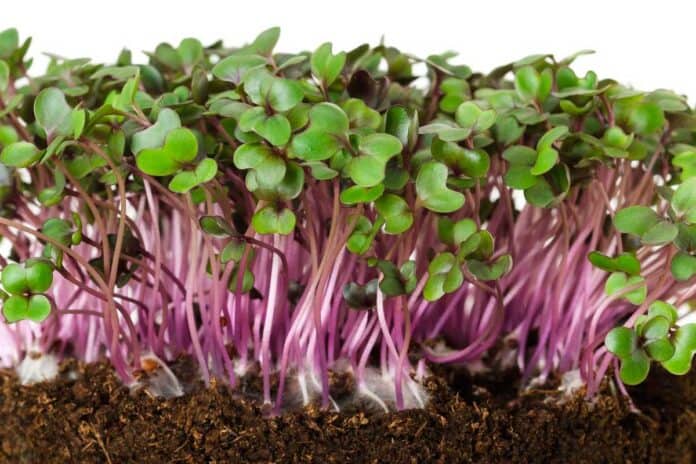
[0,357,695,463]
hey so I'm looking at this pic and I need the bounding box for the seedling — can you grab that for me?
[606,301,696,384]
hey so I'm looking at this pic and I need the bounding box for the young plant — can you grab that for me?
[605,301,696,384]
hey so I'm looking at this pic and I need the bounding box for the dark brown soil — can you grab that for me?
[0,357,695,463]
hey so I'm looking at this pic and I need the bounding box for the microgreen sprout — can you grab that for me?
[606,301,696,384]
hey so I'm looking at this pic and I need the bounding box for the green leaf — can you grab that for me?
[671,252,696,281]
[375,260,402,296]
[375,194,413,234]
[503,145,537,165]
[640,316,670,340]
[165,128,198,164]
[91,65,139,80]
[630,102,665,135]
[269,161,303,201]
[605,327,637,358]
[0,28,18,58]
[641,221,678,245]
[672,178,696,223]
[648,300,678,325]
[168,171,197,193]
[70,110,86,139]
[212,54,267,84]
[311,43,346,86]
[42,218,73,246]
[136,127,198,176]
[290,130,341,161]
[524,178,555,207]
[452,102,495,133]
[588,251,641,276]
[268,79,304,112]
[619,349,650,385]
[238,106,267,132]
[379,276,405,297]
[493,116,524,145]
[602,126,633,149]
[0,125,18,146]
[537,126,569,150]
[514,66,540,102]
[345,133,402,187]
[662,323,696,375]
[396,260,417,294]
[243,68,277,106]
[343,280,378,309]
[459,148,490,178]
[675,223,696,253]
[0,141,41,168]
[2,263,27,295]
[605,272,646,305]
[459,231,493,260]
[66,154,107,180]
[221,239,249,264]
[673,150,696,180]
[438,217,477,246]
[0,60,9,92]
[25,260,53,293]
[228,266,255,294]
[424,252,462,301]
[153,43,182,70]
[277,54,306,71]
[308,103,349,134]
[177,38,204,67]
[378,260,416,297]
[131,108,181,154]
[113,75,140,112]
[614,206,660,237]
[466,254,512,281]
[3,295,28,323]
[537,68,553,102]
[453,221,477,247]
[347,216,375,255]
[416,161,465,213]
[251,205,296,235]
[475,110,497,132]
[38,170,66,206]
[39,219,71,267]
[200,216,234,236]
[504,166,537,189]
[644,338,675,362]
[234,143,286,186]
[455,102,481,129]
[249,27,280,56]
[383,166,409,191]
[303,161,338,180]
[530,147,558,176]
[254,113,292,146]
[34,88,74,138]
[194,158,217,183]
[437,127,472,142]
[168,158,217,193]
[384,106,413,148]
[340,184,384,205]
[342,98,381,130]
[359,133,402,160]
[345,155,384,187]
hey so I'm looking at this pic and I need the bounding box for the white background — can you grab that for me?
[3,0,695,103]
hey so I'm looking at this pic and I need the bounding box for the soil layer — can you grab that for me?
[0,359,695,463]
